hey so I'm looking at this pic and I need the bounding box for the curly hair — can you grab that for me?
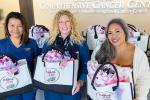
[48,10,84,44]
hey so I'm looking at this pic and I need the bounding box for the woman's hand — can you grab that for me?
[72,80,84,95]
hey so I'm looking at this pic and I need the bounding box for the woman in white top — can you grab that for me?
[91,18,150,100]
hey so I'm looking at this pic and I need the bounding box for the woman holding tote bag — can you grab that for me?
[90,18,150,100]
[42,10,90,100]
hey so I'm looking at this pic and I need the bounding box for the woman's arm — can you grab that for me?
[41,42,51,54]
[78,41,90,82]
[72,41,90,95]
[134,48,150,100]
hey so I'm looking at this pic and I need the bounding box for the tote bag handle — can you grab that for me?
[42,46,63,67]
[91,62,119,91]
[0,54,17,66]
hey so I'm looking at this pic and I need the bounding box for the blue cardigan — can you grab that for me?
[42,40,90,82]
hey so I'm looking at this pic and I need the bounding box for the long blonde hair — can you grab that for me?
[48,10,84,44]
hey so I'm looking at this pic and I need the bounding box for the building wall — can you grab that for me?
[33,0,150,35]
[0,0,20,39]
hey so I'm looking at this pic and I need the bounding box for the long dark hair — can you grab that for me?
[4,12,29,43]
[95,18,129,64]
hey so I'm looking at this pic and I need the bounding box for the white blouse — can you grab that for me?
[91,45,150,100]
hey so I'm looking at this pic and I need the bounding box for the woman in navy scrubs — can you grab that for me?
[42,10,90,100]
[0,12,39,100]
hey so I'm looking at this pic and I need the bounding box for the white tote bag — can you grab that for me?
[0,54,33,98]
[29,24,50,48]
[87,62,134,100]
[128,32,149,52]
[86,25,106,50]
[33,55,79,95]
